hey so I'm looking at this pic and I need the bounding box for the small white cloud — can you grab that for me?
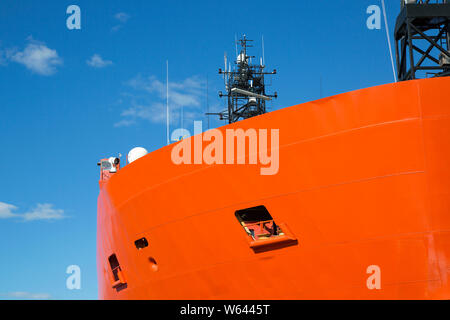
[0,50,7,66]
[9,39,62,75]
[0,202,18,219]
[111,25,122,32]
[2,292,51,300]
[115,75,206,127]
[112,12,130,31]
[114,12,130,23]
[114,119,136,128]
[22,203,66,221]
[87,54,113,68]
[0,201,66,222]
[117,103,166,125]
[0,47,18,66]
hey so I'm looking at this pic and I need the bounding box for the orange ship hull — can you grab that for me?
[97,77,450,299]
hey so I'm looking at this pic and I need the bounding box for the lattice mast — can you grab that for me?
[207,35,277,124]
[395,0,450,81]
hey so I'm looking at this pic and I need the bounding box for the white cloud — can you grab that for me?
[2,292,51,300]
[0,50,7,66]
[87,54,113,68]
[9,39,62,75]
[117,103,167,125]
[22,203,66,221]
[0,201,66,222]
[0,202,18,219]
[112,12,130,31]
[114,119,136,128]
[111,25,122,32]
[114,12,130,23]
[116,75,205,127]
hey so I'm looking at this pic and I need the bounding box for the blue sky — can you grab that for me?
[0,0,399,299]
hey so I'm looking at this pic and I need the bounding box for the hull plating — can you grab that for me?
[97,77,450,299]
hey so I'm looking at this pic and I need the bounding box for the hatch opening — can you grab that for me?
[135,237,149,250]
[108,254,126,288]
[235,205,284,241]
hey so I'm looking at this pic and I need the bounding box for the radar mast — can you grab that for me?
[207,35,277,124]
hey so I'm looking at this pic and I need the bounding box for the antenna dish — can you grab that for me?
[128,147,148,164]
[237,53,246,64]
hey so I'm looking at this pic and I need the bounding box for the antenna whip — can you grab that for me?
[381,0,397,82]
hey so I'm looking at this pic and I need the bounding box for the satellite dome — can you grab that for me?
[237,53,246,64]
[128,147,148,164]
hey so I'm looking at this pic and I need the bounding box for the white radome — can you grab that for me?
[237,52,246,64]
[128,147,148,164]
